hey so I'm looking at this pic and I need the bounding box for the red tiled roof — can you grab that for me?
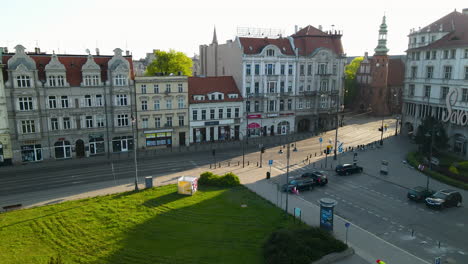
[388,58,405,86]
[409,11,468,50]
[291,25,344,56]
[188,76,243,104]
[239,37,295,55]
[1,53,134,86]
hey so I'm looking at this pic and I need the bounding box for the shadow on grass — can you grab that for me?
[93,186,291,264]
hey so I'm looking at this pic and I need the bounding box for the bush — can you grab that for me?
[198,172,241,187]
[458,161,468,170]
[449,165,460,174]
[263,227,347,264]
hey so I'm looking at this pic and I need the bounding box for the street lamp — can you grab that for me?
[131,116,139,191]
[279,143,297,215]
[424,126,437,191]
[333,101,344,161]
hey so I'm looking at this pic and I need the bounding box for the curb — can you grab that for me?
[311,247,355,264]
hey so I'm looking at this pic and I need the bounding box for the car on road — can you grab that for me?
[425,190,463,209]
[281,179,315,192]
[300,171,328,186]
[335,164,363,176]
[407,186,435,202]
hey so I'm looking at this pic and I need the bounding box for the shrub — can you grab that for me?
[263,227,347,264]
[219,172,241,186]
[449,165,459,175]
[199,171,217,185]
[199,172,241,187]
[458,161,468,170]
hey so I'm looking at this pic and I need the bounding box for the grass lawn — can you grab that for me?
[0,185,299,264]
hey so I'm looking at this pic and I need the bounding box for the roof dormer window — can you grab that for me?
[48,75,65,87]
[16,75,31,88]
[267,49,275,56]
[114,74,127,86]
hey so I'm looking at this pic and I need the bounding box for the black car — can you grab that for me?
[301,171,328,186]
[335,164,363,176]
[425,189,463,209]
[407,186,435,202]
[281,179,315,192]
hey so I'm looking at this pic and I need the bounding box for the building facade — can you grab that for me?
[1,45,135,163]
[402,9,468,157]
[188,76,244,143]
[134,76,189,149]
[0,49,13,165]
[355,17,405,116]
[199,26,346,136]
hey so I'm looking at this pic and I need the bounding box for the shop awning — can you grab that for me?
[248,123,260,129]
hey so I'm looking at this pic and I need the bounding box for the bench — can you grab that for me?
[2,204,22,212]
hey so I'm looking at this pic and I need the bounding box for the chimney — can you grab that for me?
[96,48,100,56]
[35,47,40,54]
[318,25,323,31]
[463,8,468,15]
[294,25,298,33]
[125,50,130,56]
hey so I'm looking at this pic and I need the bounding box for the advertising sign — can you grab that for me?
[247,114,262,119]
[320,206,334,231]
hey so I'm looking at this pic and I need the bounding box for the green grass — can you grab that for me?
[0,185,300,264]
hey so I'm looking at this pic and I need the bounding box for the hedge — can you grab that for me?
[199,171,240,187]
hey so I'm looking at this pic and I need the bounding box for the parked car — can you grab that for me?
[300,171,328,186]
[425,190,463,209]
[335,164,363,176]
[407,186,435,202]
[281,179,315,192]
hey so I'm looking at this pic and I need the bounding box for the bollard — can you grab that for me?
[257,162,259,167]
[248,161,250,166]
[411,229,414,237]
[238,161,240,166]
[438,241,441,248]
[228,162,230,166]
[210,164,212,169]
[214,163,217,169]
[309,159,311,164]
[315,152,317,157]
[309,154,312,158]
[219,162,221,168]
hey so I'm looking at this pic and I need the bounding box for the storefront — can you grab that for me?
[89,134,105,155]
[54,140,71,159]
[144,130,172,147]
[112,136,133,152]
[193,127,207,143]
[277,121,290,135]
[21,144,42,162]
[247,114,262,137]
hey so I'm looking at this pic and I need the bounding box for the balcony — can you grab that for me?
[246,93,265,99]
[300,91,317,96]
[316,72,332,77]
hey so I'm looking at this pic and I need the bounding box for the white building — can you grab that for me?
[188,76,244,143]
[402,9,468,157]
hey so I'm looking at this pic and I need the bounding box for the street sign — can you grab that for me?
[435,257,441,264]
[338,147,343,153]
[294,207,301,217]
[345,222,350,228]
[338,142,343,149]
[268,160,273,166]
[319,137,323,143]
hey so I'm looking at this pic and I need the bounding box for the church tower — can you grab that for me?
[371,15,390,116]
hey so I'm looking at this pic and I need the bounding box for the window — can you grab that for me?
[235,108,239,118]
[227,108,232,118]
[450,49,456,59]
[280,81,285,93]
[178,116,184,126]
[266,49,275,56]
[21,120,35,133]
[142,118,148,129]
[141,85,147,94]
[254,64,260,75]
[443,50,449,59]
[154,100,160,110]
[432,51,437,59]
[49,76,56,87]
[298,99,303,109]
[443,66,452,79]
[84,76,91,86]
[306,100,311,108]
[463,89,468,102]
[246,101,250,112]
[288,65,293,75]
[254,101,260,112]
[421,36,425,43]
[192,110,198,121]
[307,65,312,75]
[424,85,431,98]
[318,64,327,74]
[425,51,430,60]
[287,99,292,110]
[332,80,336,90]
[201,110,206,120]
[153,84,159,93]
[333,64,337,75]
[218,94,222,100]
[268,82,276,93]
[166,99,172,109]
[299,82,304,92]
[465,67,468,80]
[155,117,161,128]
[166,116,173,127]
[280,64,285,75]
[84,95,92,107]
[266,64,275,75]
[254,82,260,94]
[178,98,184,108]
[48,96,57,109]
[269,100,276,111]
[141,100,148,111]
[61,96,69,108]
[416,52,420,60]
[116,94,128,106]
[210,109,215,119]
[320,80,328,91]
[411,66,417,78]
[86,116,93,128]
[50,118,59,130]
[18,97,33,111]
[63,117,71,129]
[441,87,449,99]
[426,66,433,79]
[177,83,183,93]
[16,75,31,88]
[288,81,292,92]
[246,64,251,75]
[97,116,105,127]
[166,84,171,93]
[409,84,415,97]
[114,74,127,86]
[211,94,215,100]
[117,114,129,127]
[96,94,103,106]
[300,64,305,76]
[280,100,284,111]
[465,49,468,58]
[246,82,251,94]
[84,75,99,86]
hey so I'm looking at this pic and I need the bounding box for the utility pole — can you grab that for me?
[333,94,340,160]
[285,143,290,215]
[380,115,384,145]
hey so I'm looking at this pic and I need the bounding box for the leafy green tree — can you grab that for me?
[146,49,193,76]
[344,57,363,107]
[415,116,449,154]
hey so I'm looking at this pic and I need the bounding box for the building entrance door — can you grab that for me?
[75,139,85,157]
[179,132,186,146]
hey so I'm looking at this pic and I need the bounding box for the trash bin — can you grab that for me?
[145,176,153,188]
[266,172,271,179]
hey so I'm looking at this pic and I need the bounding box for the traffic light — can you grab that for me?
[261,147,266,153]
[378,127,383,132]
[324,146,331,155]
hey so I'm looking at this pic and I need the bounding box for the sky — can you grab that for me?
[1,0,467,59]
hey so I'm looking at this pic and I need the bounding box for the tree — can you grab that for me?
[146,50,193,76]
[343,57,363,107]
[415,116,449,154]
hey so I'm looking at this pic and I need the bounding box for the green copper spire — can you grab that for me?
[374,16,389,55]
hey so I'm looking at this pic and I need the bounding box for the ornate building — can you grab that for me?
[1,45,135,163]
[0,49,13,165]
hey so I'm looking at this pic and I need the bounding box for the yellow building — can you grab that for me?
[0,49,13,165]
[134,76,189,149]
